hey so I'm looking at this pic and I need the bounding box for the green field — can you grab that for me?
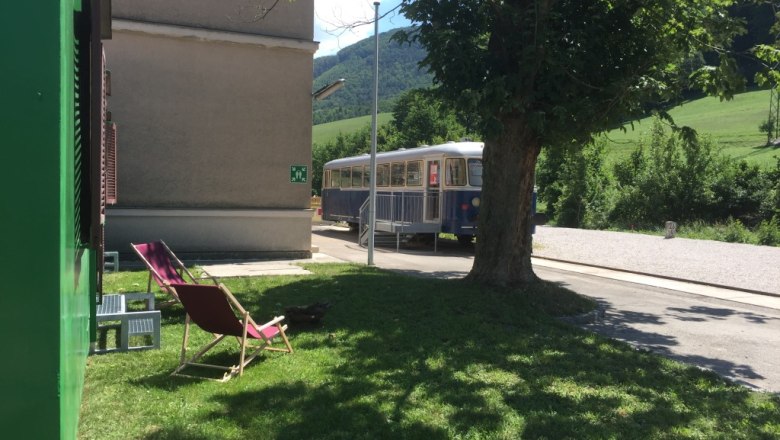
[314,91,780,168]
[313,113,393,145]
[606,89,779,167]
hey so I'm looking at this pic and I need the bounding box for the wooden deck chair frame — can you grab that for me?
[169,283,293,382]
[131,240,218,302]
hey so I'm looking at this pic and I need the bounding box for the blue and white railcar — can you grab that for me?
[321,142,488,243]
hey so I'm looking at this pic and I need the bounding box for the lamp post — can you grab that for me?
[368,1,380,266]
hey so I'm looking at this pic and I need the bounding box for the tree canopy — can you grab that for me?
[397,0,746,286]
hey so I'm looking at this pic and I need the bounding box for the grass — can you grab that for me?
[313,91,779,169]
[313,113,393,145]
[606,89,780,167]
[79,265,779,439]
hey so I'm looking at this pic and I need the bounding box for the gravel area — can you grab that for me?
[533,226,780,295]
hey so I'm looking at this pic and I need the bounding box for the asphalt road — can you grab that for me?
[312,226,780,393]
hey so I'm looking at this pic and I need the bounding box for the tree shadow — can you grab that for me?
[574,299,678,352]
[129,268,780,438]
[666,305,780,324]
[577,301,769,391]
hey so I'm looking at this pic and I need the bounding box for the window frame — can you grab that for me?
[391,161,406,187]
[377,163,390,187]
[340,167,352,188]
[445,158,467,187]
[362,165,370,187]
[351,166,363,188]
[406,160,422,187]
[467,158,483,187]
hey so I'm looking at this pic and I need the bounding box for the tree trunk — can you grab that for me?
[466,116,542,287]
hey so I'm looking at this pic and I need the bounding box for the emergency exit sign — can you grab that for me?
[290,165,308,183]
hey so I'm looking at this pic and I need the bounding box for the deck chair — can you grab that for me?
[131,240,217,302]
[168,283,293,382]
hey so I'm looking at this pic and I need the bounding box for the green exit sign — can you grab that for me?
[290,165,308,183]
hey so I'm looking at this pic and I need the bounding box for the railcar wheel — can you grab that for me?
[413,233,436,244]
[457,234,474,246]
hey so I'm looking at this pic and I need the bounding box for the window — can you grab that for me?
[352,166,363,187]
[340,168,352,188]
[391,162,406,187]
[468,159,483,187]
[445,158,467,186]
[363,166,370,187]
[377,163,390,187]
[324,170,330,188]
[406,160,422,186]
[330,169,340,188]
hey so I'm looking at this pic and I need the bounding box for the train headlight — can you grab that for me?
[472,197,480,207]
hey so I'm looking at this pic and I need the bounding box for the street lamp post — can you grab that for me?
[368,1,380,266]
[312,78,345,101]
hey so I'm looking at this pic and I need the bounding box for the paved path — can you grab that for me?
[533,226,780,295]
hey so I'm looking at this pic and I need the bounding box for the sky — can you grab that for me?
[313,0,412,58]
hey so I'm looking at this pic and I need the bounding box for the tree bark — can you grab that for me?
[466,115,542,287]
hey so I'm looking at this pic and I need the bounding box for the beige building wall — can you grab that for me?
[105,1,317,260]
[112,0,313,40]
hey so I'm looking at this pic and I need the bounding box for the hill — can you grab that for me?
[606,89,778,167]
[313,113,393,145]
[313,27,432,124]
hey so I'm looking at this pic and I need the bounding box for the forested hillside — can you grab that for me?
[313,27,432,124]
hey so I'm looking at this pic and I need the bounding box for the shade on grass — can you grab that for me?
[79,264,779,439]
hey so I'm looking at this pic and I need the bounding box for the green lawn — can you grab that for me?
[606,89,779,167]
[79,265,779,439]
[313,113,393,145]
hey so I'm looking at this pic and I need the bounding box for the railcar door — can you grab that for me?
[424,160,441,223]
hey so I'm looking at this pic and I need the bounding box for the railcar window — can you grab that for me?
[377,163,390,187]
[406,160,422,186]
[351,166,363,187]
[363,166,370,187]
[468,159,483,187]
[340,168,352,188]
[324,170,330,189]
[445,158,467,186]
[329,169,339,188]
[391,162,406,187]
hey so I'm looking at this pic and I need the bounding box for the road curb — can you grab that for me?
[532,255,780,299]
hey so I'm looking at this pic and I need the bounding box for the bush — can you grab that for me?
[610,119,721,227]
[539,138,613,229]
[722,217,754,244]
[711,160,773,226]
[756,216,780,246]
[609,118,777,230]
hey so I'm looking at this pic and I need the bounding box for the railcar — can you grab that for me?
[322,141,533,245]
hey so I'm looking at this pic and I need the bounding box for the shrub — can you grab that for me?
[756,216,780,246]
[722,217,754,244]
[610,119,777,230]
[542,138,613,228]
[711,160,772,226]
[610,119,720,227]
